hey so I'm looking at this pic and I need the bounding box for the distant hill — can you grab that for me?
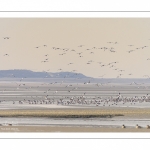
[0,70,90,78]
[1,70,150,84]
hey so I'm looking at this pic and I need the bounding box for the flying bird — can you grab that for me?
[4,54,9,56]
[78,45,84,47]
[128,50,135,53]
[3,37,10,39]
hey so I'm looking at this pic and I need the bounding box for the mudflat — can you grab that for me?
[1,125,150,132]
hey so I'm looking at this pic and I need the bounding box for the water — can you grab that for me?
[0,117,150,128]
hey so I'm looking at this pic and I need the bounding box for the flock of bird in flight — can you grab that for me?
[2,36,150,78]
[2,36,150,80]
[34,40,150,79]
[1,36,150,107]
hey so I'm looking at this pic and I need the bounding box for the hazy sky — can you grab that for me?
[0,18,150,78]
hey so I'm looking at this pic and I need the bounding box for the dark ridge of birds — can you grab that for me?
[2,87,150,107]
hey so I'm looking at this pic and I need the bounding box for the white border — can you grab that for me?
[1,5,150,149]
[0,138,149,150]
[0,0,150,11]
[0,133,150,138]
[1,12,150,18]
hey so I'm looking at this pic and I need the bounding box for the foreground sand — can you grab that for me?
[0,125,150,132]
[1,108,150,132]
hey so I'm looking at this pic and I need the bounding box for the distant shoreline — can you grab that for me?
[1,78,150,84]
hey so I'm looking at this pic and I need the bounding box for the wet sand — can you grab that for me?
[1,125,150,132]
[1,82,150,132]
[1,108,150,132]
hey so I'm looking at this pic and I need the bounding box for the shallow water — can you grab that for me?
[1,83,150,128]
[1,117,150,128]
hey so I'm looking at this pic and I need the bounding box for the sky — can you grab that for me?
[0,18,150,78]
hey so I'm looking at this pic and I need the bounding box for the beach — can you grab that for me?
[1,81,150,132]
